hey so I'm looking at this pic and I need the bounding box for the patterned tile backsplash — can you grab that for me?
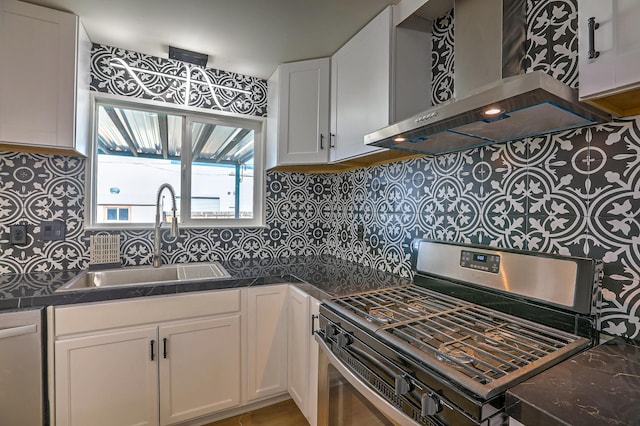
[1,0,639,341]
[2,116,640,338]
[90,43,268,117]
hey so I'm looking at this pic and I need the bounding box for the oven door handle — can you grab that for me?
[315,335,419,426]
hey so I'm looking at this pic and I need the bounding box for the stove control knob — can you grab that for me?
[394,374,413,396]
[325,323,338,339]
[336,332,353,348]
[421,392,443,416]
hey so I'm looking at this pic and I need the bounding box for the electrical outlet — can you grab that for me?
[356,224,365,242]
[9,224,28,245]
[40,220,66,241]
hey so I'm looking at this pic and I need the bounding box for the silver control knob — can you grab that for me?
[421,392,443,416]
[394,374,413,396]
[325,323,338,338]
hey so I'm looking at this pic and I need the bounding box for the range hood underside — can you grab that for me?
[366,72,611,156]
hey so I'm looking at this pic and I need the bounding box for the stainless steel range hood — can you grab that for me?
[366,0,611,156]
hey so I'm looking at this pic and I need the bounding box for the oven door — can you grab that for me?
[316,335,420,426]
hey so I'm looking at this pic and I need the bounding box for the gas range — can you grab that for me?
[316,240,602,425]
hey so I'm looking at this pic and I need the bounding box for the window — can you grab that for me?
[88,98,264,228]
[104,206,131,222]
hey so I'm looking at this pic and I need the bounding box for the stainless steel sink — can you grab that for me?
[56,262,231,291]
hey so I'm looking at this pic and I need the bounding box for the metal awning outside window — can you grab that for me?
[96,105,254,165]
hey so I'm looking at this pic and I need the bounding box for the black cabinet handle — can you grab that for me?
[330,133,336,148]
[588,17,600,59]
[320,133,325,150]
[163,337,168,359]
[150,339,156,361]
[311,314,319,336]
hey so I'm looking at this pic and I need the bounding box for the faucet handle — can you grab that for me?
[170,217,179,237]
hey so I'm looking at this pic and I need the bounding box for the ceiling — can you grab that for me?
[26,0,401,79]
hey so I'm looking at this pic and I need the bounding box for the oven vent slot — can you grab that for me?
[336,348,405,410]
[372,377,403,409]
[337,348,371,381]
[413,412,440,426]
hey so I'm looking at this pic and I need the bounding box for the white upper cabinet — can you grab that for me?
[266,58,330,168]
[0,0,90,155]
[330,6,392,162]
[578,0,640,116]
[267,6,395,168]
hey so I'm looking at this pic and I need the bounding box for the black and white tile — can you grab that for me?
[431,9,454,106]
[2,1,640,341]
[0,160,331,272]
[90,44,268,116]
[525,0,579,88]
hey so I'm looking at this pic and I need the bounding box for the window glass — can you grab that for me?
[189,121,255,219]
[91,101,263,227]
[103,206,131,222]
[95,106,183,224]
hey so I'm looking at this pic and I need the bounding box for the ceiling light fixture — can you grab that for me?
[484,107,503,116]
[168,46,208,67]
[109,57,252,110]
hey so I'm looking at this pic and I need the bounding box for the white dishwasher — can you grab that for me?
[0,308,44,425]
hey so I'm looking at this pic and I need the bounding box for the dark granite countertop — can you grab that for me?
[0,256,412,310]
[506,338,640,426]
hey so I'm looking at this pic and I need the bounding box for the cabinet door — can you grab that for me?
[159,315,241,425]
[288,286,310,415]
[55,327,159,426]
[308,297,321,426]
[579,0,640,98]
[0,0,77,148]
[330,6,391,162]
[270,58,330,166]
[246,285,288,401]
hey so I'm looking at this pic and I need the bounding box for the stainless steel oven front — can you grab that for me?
[314,239,602,426]
[317,335,419,426]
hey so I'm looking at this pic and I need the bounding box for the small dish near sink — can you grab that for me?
[56,262,231,292]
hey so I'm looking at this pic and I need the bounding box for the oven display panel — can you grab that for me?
[460,250,500,273]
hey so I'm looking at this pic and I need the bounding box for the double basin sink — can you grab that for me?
[56,262,231,292]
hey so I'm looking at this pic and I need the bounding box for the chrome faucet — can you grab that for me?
[153,183,179,268]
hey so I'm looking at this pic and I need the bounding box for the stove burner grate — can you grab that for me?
[366,308,395,324]
[437,342,476,364]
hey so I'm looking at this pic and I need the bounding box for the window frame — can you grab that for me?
[86,93,266,230]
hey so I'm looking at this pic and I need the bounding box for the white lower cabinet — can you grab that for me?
[288,286,320,425]
[159,316,241,425]
[246,285,288,401]
[55,327,159,426]
[308,298,320,426]
[53,290,242,426]
[52,286,321,426]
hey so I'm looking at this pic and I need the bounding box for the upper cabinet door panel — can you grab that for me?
[578,0,640,100]
[266,57,330,167]
[330,6,392,162]
[281,59,330,164]
[0,0,77,147]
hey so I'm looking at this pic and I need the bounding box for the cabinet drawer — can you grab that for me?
[54,290,241,336]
